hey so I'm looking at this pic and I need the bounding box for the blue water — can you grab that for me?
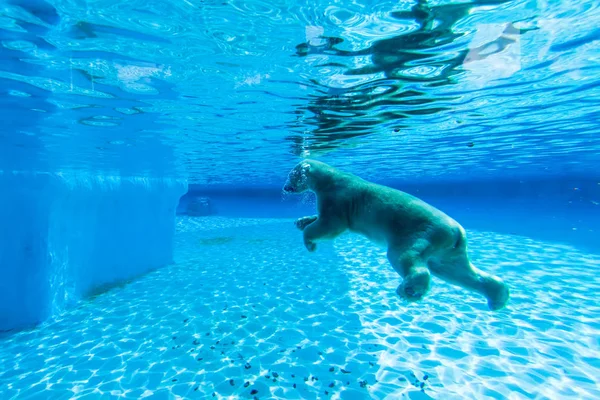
[1,0,600,399]
[2,0,600,183]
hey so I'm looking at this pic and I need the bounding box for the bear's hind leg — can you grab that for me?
[428,249,509,311]
[387,239,433,302]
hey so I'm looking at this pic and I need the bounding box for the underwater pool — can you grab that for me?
[1,216,598,399]
[2,0,600,398]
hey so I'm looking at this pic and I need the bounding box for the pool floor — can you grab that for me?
[1,217,599,399]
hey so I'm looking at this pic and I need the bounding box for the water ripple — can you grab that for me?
[0,0,599,183]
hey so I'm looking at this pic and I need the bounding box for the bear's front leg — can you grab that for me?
[302,217,346,252]
[295,215,318,231]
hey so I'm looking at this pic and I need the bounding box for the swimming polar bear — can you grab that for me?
[282,159,509,311]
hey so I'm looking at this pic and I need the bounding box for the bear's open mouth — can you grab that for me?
[283,185,295,193]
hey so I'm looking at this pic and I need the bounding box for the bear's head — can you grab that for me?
[282,161,312,193]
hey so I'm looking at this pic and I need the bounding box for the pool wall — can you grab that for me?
[0,172,187,332]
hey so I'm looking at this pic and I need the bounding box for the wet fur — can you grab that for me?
[283,159,509,311]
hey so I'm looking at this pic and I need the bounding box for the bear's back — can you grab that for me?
[345,179,460,245]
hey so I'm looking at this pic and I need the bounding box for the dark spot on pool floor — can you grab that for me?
[199,236,234,245]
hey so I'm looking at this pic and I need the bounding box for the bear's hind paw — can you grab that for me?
[482,276,509,311]
[396,285,425,302]
[396,268,431,302]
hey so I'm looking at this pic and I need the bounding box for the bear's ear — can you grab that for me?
[300,162,311,174]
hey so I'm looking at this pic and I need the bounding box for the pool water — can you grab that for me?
[1,217,598,399]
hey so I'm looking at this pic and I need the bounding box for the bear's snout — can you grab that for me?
[283,184,295,193]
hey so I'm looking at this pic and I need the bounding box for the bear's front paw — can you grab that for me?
[295,216,317,231]
[304,240,317,252]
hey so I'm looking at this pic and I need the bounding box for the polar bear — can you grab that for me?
[282,159,509,311]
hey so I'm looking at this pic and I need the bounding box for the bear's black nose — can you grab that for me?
[283,184,295,193]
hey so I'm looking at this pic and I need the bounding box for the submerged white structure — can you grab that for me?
[0,171,187,331]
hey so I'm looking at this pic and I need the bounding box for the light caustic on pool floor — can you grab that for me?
[0,217,599,400]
